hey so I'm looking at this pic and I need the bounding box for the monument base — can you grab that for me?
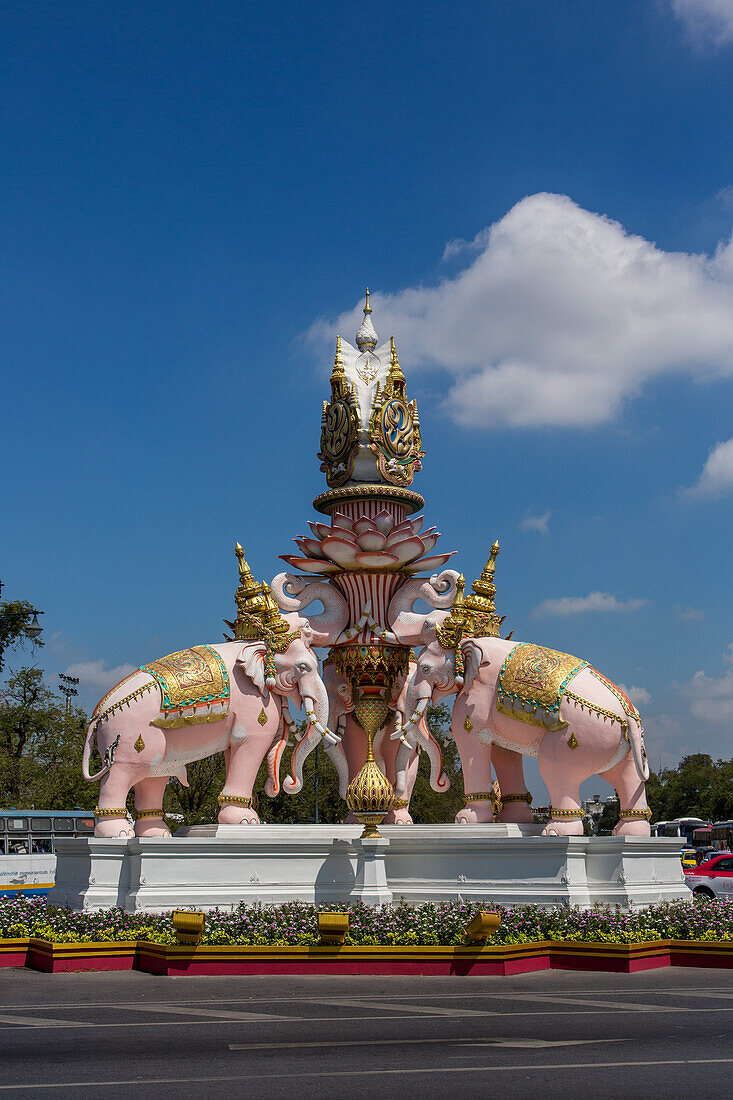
[48,825,686,913]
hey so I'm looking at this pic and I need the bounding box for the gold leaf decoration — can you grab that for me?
[257,708,268,726]
[134,734,145,753]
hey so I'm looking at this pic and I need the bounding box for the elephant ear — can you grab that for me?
[460,639,483,695]
[237,643,268,696]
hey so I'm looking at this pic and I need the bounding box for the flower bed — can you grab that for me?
[2,894,733,948]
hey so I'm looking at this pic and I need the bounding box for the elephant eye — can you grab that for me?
[421,664,431,675]
[296,662,311,674]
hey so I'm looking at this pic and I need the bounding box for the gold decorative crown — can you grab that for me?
[462,541,503,638]
[224,544,292,641]
[436,542,505,649]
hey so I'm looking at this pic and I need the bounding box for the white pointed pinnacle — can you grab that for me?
[355,286,378,351]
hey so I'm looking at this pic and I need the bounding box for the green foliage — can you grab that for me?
[0,667,95,809]
[651,755,733,822]
[0,596,43,675]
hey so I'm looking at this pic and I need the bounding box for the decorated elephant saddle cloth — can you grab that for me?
[496,643,641,733]
[140,645,230,729]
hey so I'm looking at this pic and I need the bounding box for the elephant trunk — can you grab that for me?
[270,574,349,646]
[265,714,289,797]
[283,681,335,795]
[388,571,459,645]
[324,716,350,799]
[418,716,450,793]
[392,694,430,742]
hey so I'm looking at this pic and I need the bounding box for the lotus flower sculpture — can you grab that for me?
[280,509,455,575]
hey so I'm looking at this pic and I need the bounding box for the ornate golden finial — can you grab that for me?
[364,287,371,314]
[385,336,407,397]
[463,541,502,637]
[225,545,290,641]
[329,334,347,400]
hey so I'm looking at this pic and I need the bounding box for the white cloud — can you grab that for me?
[64,660,135,692]
[532,591,647,617]
[519,510,551,534]
[685,437,733,496]
[676,605,705,620]
[672,0,733,47]
[442,227,491,261]
[618,683,652,707]
[681,643,733,723]
[308,192,733,430]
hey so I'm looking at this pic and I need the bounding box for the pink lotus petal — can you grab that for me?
[373,509,394,534]
[390,536,426,565]
[321,536,359,566]
[420,532,439,554]
[331,511,351,528]
[279,556,343,575]
[308,521,331,540]
[329,524,356,540]
[356,530,388,552]
[354,551,400,568]
[400,552,457,574]
[295,537,327,558]
[353,517,377,536]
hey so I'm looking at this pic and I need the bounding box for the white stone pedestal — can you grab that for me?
[352,837,392,906]
[48,824,687,914]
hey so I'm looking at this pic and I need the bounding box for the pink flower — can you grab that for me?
[281,509,455,575]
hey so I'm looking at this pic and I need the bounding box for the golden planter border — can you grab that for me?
[8,937,733,975]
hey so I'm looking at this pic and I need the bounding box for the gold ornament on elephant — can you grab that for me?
[346,695,394,838]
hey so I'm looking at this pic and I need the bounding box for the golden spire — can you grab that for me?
[225,544,290,641]
[364,287,371,314]
[463,541,502,637]
[329,334,347,399]
[385,336,407,397]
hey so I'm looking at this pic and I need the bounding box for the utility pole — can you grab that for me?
[314,742,320,824]
[58,673,80,715]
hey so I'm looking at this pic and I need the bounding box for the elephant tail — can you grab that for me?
[627,713,650,782]
[82,719,113,782]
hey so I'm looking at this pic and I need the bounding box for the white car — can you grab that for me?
[684,853,733,899]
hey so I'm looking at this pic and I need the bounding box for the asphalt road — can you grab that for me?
[0,966,732,1098]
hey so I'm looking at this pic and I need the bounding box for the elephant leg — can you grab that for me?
[452,727,494,824]
[600,757,651,837]
[538,741,584,836]
[95,768,138,838]
[133,777,171,837]
[381,729,417,825]
[491,745,533,823]
[218,737,261,824]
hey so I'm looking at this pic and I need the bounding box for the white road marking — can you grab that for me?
[306,997,489,1016]
[228,1036,624,1051]
[129,1004,283,1022]
[511,993,687,1013]
[1,1006,733,1032]
[2,1059,733,1089]
[0,1014,91,1029]
[2,986,733,1012]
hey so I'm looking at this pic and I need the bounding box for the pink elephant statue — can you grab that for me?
[399,628,650,836]
[321,660,449,824]
[82,588,346,837]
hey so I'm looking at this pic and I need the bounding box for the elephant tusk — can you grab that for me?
[323,728,341,745]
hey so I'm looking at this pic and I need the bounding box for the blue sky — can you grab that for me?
[3,1,733,799]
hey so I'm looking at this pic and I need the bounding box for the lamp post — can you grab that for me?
[58,673,80,715]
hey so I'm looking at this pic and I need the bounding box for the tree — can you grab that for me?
[0,581,43,676]
[0,667,94,809]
